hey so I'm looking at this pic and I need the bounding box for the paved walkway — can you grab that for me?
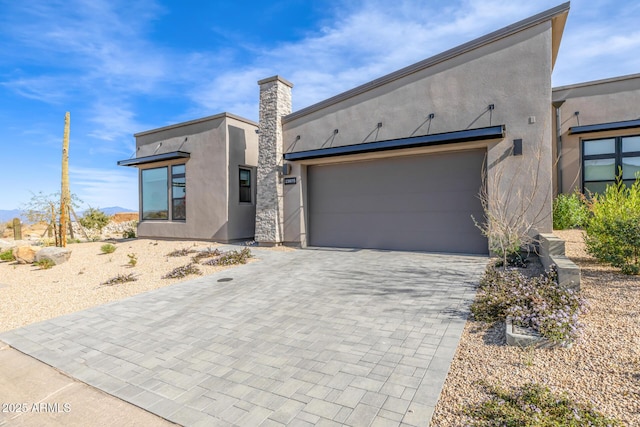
[1,247,486,426]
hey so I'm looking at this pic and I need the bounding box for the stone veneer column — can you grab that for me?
[255,75,293,245]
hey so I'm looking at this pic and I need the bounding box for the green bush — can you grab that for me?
[553,192,588,230]
[36,258,55,270]
[0,250,15,262]
[127,253,137,267]
[466,381,622,426]
[100,243,116,254]
[122,223,137,239]
[584,177,640,274]
[471,265,584,344]
[79,208,110,232]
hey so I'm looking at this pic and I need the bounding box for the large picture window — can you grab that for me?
[141,164,187,220]
[239,168,252,203]
[583,135,640,194]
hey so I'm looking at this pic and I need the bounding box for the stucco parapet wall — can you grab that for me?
[552,72,640,97]
[257,75,294,88]
[538,233,581,291]
[134,112,257,137]
[283,2,568,124]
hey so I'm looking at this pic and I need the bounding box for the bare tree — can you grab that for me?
[473,132,552,268]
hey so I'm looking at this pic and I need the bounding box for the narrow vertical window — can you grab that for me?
[141,167,168,220]
[239,168,251,203]
[172,164,186,220]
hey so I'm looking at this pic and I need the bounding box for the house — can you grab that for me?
[118,113,258,241]
[119,2,640,254]
[552,74,640,195]
[254,3,570,254]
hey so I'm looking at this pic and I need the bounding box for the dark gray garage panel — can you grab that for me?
[308,149,488,254]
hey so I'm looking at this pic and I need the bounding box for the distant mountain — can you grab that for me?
[84,206,136,216]
[0,206,136,224]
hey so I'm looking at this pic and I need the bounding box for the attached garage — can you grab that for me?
[307,149,488,254]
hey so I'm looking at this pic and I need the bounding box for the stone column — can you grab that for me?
[255,75,293,245]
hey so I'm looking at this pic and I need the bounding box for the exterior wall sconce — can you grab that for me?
[513,138,523,156]
[282,163,291,175]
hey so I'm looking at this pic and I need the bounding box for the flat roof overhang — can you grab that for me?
[117,151,190,167]
[569,119,640,135]
[283,125,505,161]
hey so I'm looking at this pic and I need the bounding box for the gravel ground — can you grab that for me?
[432,229,640,426]
[0,238,278,333]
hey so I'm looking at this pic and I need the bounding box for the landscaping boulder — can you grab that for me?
[36,247,72,266]
[0,239,14,252]
[13,246,37,264]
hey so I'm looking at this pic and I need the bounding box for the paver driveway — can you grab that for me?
[0,247,486,426]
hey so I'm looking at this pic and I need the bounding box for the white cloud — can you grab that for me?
[70,166,138,210]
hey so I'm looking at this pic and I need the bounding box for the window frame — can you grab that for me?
[582,134,640,193]
[239,167,252,204]
[140,163,187,221]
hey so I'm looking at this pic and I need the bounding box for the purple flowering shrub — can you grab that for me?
[466,381,622,426]
[471,265,585,344]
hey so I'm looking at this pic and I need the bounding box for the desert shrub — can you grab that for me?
[36,258,55,270]
[162,263,202,279]
[79,207,110,232]
[584,177,640,274]
[203,248,252,266]
[466,381,622,426]
[100,243,116,254]
[0,250,15,261]
[191,248,222,263]
[127,253,137,267]
[166,248,194,257]
[101,273,137,286]
[471,265,584,344]
[553,192,588,230]
[122,222,137,239]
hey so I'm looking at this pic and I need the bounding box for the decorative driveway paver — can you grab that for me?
[0,247,486,426]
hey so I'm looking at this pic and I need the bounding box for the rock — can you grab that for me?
[13,246,37,264]
[36,247,72,265]
[0,239,14,252]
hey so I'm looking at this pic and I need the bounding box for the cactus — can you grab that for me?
[12,218,22,240]
[59,112,70,247]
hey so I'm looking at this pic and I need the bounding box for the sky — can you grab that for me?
[1,0,639,210]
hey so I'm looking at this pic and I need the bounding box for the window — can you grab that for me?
[141,167,168,220]
[583,135,640,194]
[141,164,186,220]
[239,168,252,203]
[172,164,186,220]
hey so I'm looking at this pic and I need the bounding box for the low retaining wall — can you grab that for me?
[538,233,581,291]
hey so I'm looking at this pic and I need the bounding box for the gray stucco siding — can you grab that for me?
[281,22,555,247]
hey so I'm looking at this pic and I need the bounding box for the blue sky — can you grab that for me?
[1,0,639,210]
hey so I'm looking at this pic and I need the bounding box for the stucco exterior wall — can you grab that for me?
[227,122,259,240]
[281,22,554,246]
[552,75,640,194]
[134,114,258,241]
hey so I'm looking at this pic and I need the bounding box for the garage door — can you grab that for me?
[308,149,488,254]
